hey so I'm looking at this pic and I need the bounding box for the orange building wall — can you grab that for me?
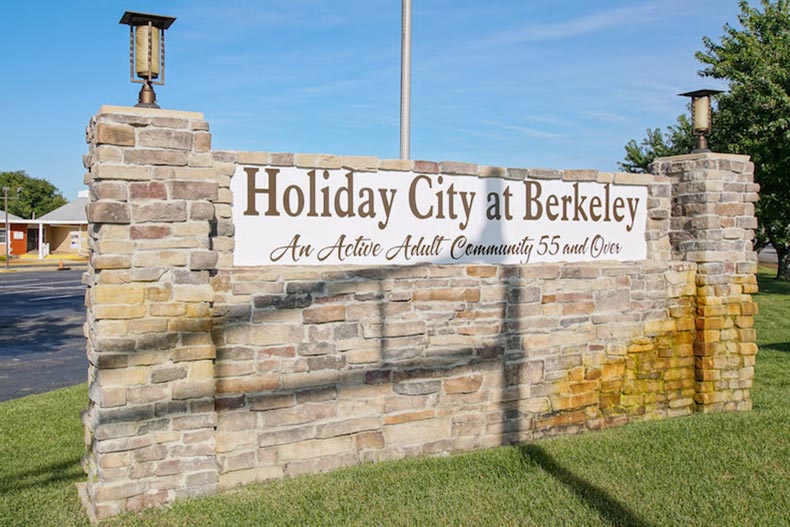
[9,224,27,255]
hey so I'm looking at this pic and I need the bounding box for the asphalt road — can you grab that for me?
[0,269,87,401]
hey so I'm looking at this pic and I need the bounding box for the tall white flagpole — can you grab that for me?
[400,0,412,160]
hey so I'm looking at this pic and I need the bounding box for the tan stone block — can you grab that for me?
[173,167,217,181]
[93,164,151,181]
[93,180,127,200]
[171,180,218,201]
[92,304,146,319]
[216,374,280,394]
[384,410,434,425]
[94,481,146,502]
[189,360,215,381]
[168,317,212,332]
[521,333,555,350]
[185,303,212,318]
[225,324,303,346]
[248,393,295,411]
[303,305,346,324]
[132,201,188,223]
[412,288,480,302]
[478,166,506,178]
[345,347,381,364]
[95,240,135,254]
[525,397,551,413]
[613,172,655,185]
[171,379,215,399]
[173,285,214,302]
[216,430,255,453]
[444,374,483,394]
[99,451,132,469]
[237,151,271,165]
[216,361,255,378]
[362,321,425,338]
[128,318,168,335]
[281,371,339,390]
[149,302,187,316]
[315,417,380,438]
[98,386,127,408]
[341,155,379,171]
[98,366,149,386]
[193,132,211,152]
[172,222,210,237]
[440,161,477,175]
[127,385,168,404]
[602,361,625,381]
[87,202,131,224]
[93,145,124,163]
[277,436,355,461]
[379,159,414,171]
[172,345,216,362]
[260,401,336,427]
[384,418,449,446]
[257,425,314,447]
[338,396,385,417]
[466,265,497,278]
[535,409,587,429]
[189,152,213,167]
[356,431,385,449]
[93,284,145,305]
[295,153,323,168]
[151,366,187,383]
[549,392,599,411]
[94,320,129,338]
[96,123,135,146]
[125,149,188,166]
[137,128,193,150]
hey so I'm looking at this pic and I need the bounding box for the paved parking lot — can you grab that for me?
[0,269,87,401]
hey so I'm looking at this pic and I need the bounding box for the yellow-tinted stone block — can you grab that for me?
[94,284,145,305]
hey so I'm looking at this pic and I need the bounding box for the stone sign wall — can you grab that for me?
[79,106,759,520]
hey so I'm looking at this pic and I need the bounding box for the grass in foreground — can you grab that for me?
[1,268,788,526]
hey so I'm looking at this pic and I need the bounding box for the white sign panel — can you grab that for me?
[231,166,648,266]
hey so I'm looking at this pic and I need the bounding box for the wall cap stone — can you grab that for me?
[654,152,751,163]
[98,105,204,120]
[229,150,668,186]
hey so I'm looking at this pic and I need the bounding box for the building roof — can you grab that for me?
[37,197,88,224]
[0,208,26,222]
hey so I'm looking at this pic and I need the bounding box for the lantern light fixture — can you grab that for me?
[678,89,723,153]
[119,11,177,109]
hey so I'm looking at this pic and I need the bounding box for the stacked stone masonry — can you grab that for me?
[80,106,758,520]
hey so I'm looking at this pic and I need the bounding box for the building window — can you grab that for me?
[0,228,5,244]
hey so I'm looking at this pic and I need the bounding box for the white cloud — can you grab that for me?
[470,1,694,49]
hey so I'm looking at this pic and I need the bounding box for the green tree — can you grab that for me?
[618,115,695,173]
[0,171,67,219]
[622,0,790,279]
[697,0,790,279]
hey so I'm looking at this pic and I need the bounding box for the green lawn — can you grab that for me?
[1,269,788,526]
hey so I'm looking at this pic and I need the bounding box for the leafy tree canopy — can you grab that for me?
[0,171,68,219]
[621,0,790,279]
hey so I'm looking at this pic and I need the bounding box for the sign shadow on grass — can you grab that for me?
[519,444,654,527]
[0,456,83,494]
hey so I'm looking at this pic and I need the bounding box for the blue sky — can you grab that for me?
[0,0,743,200]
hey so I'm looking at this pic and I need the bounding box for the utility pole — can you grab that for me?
[400,0,412,160]
[3,187,22,270]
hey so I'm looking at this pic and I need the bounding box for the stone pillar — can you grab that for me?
[652,153,759,413]
[81,106,219,520]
